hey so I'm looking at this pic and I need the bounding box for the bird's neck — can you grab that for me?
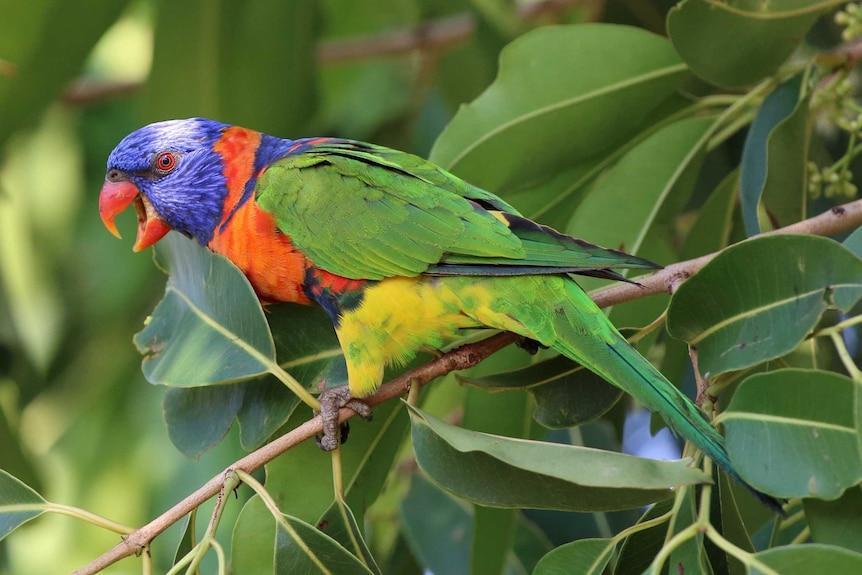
[206,126,311,304]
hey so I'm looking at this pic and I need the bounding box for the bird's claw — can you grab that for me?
[316,386,372,451]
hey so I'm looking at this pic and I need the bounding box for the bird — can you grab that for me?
[99,118,780,511]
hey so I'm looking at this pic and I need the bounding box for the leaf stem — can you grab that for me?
[830,332,862,382]
[331,447,345,501]
[611,510,673,544]
[270,364,321,410]
[44,502,134,535]
[813,313,862,337]
[165,547,196,575]
[185,471,240,575]
[790,525,811,545]
[234,469,334,575]
[141,547,151,575]
[211,539,227,575]
[704,525,779,575]
[628,310,667,345]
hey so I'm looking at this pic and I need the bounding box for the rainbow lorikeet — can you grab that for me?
[100,119,779,510]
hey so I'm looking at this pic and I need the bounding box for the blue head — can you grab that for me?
[101,118,229,248]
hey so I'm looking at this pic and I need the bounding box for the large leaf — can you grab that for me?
[163,384,244,458]
[568,116,714,261]
[461,355,622,429]
[430,24,687,192]
[161,305,342,456]
[722,369,862,499]
[667,0,834,88]
[408,405,709,512]
[532,538,614,575]
[463,386,530,575]
[274,513,374,575]
[749,544,862,574]
[681,169,739,261]
[400,473,551,575]
[667,235,862,377]
[0,0,131,147]
[614,499,674,575]
[144,0,317,136]
[232,401,408,573]
[314,499,381,574]
[134,233,275,387]
[804,486,862,553]
[669,489,712,574]
[740,73,810,236]
[0,469,45,542]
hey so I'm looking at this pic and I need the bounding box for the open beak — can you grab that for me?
[99,180,171,252]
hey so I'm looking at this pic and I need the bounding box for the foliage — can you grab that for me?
[3,1,862,574]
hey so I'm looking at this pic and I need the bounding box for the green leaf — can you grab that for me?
[134,233,275,387]
[614,499,674,575]
[463,386,530,575]
[722,368,862,499]
[717,471,755,570]
[144,0,318,135]
[430,24,687,192]
[567,116,714,262]
[218,0,318,135]
[669,489,713,575]
[0,0,131,147]
[681,169,739,261]
[401,473,473,575]
[843,225,862,258]
[315,499,382,575]
[462,355,622,429]
[749,544,862,574]
[232,401,408,572]
[532,538,614,575]
[740,73,810,236]
[173,510,198,573]
[804,485,862,553]
[0,469,46,542]
[407,405,710,512]
[162,385,244,458]
[667,235,862,377]
[400,472,547,575]
[667,0,834,88]
[274,513,374,575]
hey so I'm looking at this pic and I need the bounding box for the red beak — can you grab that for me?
[99,180,172,252]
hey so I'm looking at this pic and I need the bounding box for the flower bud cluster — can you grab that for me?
[808,161,858,199]
[836,3,862,41]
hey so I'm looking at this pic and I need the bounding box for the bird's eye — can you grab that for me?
[154,152,177,174]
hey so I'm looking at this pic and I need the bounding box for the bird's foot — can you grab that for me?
[315,385,372,451]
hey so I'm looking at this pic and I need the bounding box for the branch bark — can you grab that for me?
[73,197,862,575]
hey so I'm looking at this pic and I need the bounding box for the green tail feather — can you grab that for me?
[469,275,783,513]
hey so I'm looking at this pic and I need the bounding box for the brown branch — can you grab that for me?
[591,203,862,308]
[73,198,862,575]
[60,0,584,106]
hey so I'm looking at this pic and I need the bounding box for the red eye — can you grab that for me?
[154,152,177,174]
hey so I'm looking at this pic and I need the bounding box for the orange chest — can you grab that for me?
[207,126,310,304]
[208,201,311,304]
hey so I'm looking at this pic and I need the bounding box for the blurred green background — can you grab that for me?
[1,1,646,572]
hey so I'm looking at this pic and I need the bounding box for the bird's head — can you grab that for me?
[99,118,229,251]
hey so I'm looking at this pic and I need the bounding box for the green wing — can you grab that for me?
[255,139,658,281]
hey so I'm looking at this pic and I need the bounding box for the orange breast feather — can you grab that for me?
[208,127,310,304]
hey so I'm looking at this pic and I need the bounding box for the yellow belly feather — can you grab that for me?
[336,276,536,397]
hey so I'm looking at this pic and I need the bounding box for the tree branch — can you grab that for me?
[61,0,585,106]
[73,197,862,575]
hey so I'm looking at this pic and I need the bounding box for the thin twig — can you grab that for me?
[73,197,862,575]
